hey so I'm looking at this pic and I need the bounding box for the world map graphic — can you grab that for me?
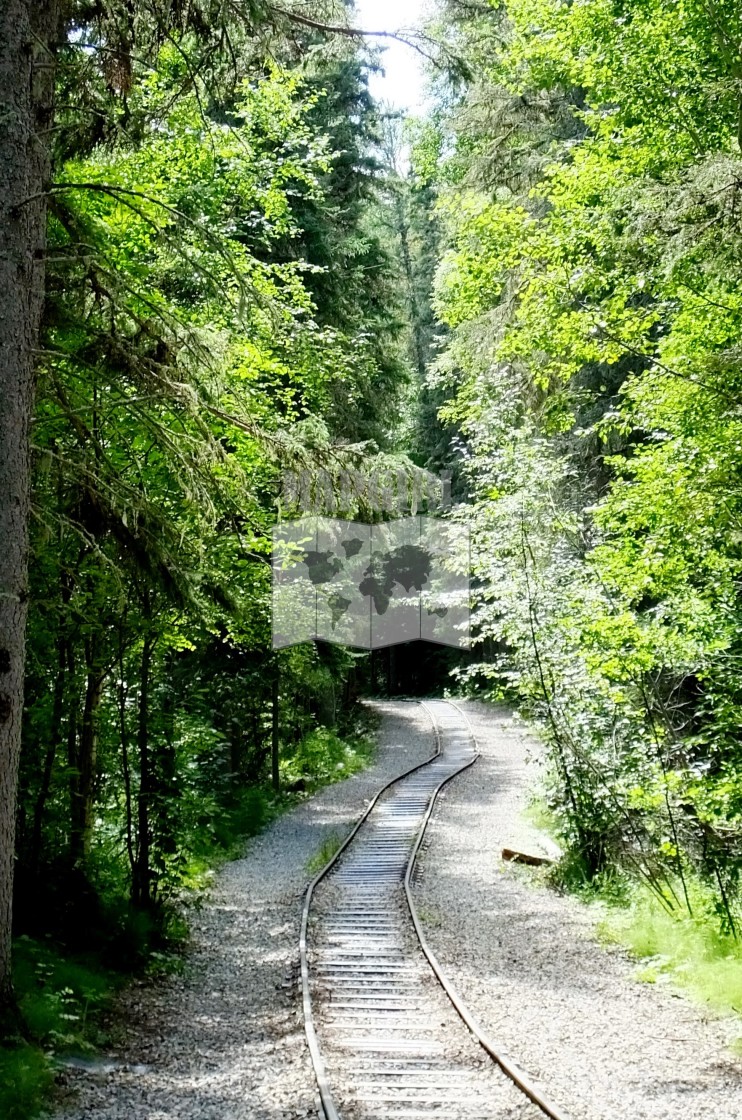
[304,542,436,624]
[272,517,470,651]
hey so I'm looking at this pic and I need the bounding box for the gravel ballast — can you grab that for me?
[52,698,742,1120]
[413,700,742,1120]
[53,701,435,1120]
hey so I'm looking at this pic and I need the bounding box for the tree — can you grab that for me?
[0,0,60,1017]
[1,0,424,1021]
[422,0,742,920]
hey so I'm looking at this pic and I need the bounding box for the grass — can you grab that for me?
[414,904,442,928]
[0,1046,53,1120]
[520,792,742,1038]
[596,882,742,1018]
[522,794,561,838]
[306,830,349,875]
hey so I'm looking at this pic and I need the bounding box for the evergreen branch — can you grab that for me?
[269,4,465,72]
[41,182,263,321]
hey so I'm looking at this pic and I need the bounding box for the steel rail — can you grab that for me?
[301,698,572,1120]
[299,702,443,1120]
[410,700,572,1120]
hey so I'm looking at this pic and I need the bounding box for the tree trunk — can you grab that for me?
[386,647,396,695]
[70,646,104,870]
[395,192,426,383]
[29,633,66,874]
[30,497,73,875]
[133,635,155,909]
[118,638,136,884]
[0,0,59,1016]
[271,672,280,793]
[153,651,177,862]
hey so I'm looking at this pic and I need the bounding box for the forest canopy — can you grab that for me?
[2,0,742,1099]
[423,0,742,928]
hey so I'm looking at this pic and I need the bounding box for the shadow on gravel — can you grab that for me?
[413,703,742,1120]
[54,700,435,1120]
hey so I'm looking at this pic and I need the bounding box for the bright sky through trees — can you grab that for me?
[355,0,428,113]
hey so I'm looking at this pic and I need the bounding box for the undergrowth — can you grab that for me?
[0,936,124,1120]
[0,1047,52,1120]
[178,784,281,893]
[524,794,742,1038]
[597,883,742,1021]
[280,723,376,791]
[1,712,379,1117]
[13,936,117,1050]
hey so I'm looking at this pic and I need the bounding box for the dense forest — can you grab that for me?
[2,0,742,1108]
[424,0,742,928]
[0,0,422,1044]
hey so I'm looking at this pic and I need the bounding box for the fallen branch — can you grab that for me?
[502,847,554,867]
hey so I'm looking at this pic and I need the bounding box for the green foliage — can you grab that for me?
[423,0,742,927]
[12,938,113,1052]
[179,786,277,892]
[598,879,742,1017]
[0,937,119,1120]
[0,1046,52,1120]
[281,726,375,790]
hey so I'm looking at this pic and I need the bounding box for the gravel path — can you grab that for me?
[308,701,544,1120]
[53,701,435,1120]
[413,700,742,1120]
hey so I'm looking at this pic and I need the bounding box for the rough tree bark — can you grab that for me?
[0,0,59,1015]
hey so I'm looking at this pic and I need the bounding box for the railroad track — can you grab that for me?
[300,699,570,1120]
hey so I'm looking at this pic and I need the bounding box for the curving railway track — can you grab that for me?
[300,699,571,1120]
